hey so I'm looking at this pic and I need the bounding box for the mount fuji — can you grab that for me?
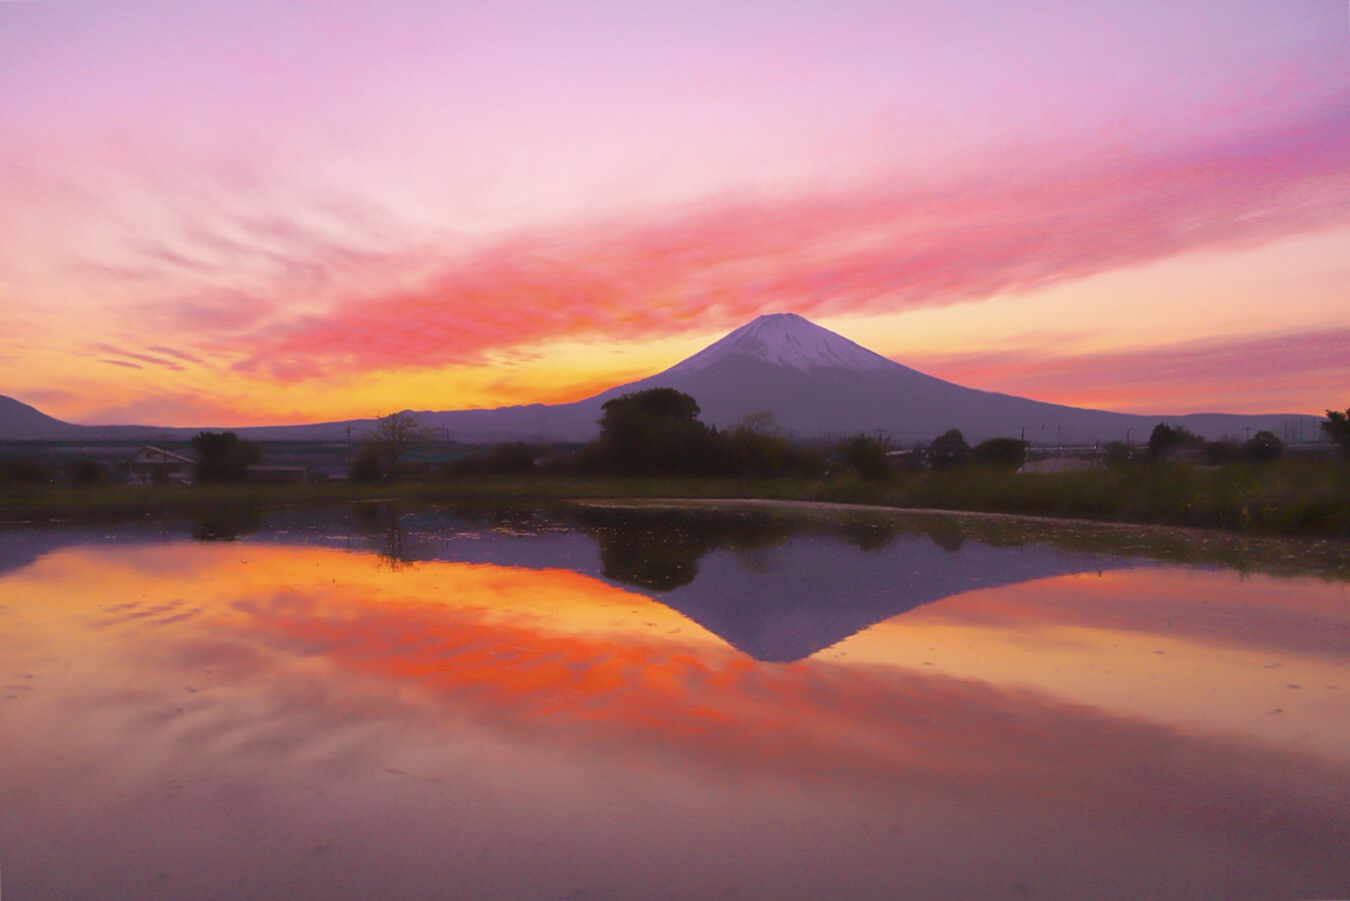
[0,313,1323,444]
[407,313,1316,446]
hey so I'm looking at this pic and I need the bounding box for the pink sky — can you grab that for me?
[1,0,1346,426]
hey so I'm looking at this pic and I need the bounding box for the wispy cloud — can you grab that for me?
[90,342,187,371]
[146,345,206,365]
[76,389,261,428]
[233,102,1350,381]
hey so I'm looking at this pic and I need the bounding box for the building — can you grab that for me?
[125,446,196,483]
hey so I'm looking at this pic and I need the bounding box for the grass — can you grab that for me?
[804,460,1349,536]
[1,460,1346,538]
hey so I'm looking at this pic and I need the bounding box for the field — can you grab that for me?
[2,457,1346,539]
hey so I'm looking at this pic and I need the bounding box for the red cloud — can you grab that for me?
[233,103,1349,381]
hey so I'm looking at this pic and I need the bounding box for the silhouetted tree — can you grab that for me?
[1322,408,1350,459]
[368,411,433,476]
[1204,439,1240,466]
[191,431,262,482]
[349,445,383,482]
[1146,423,1202,461]
[1243,430,1284,463]
[972,437,1028,470]
[448,441,539,475]
[593,388,716,474]
[724,411,796,477]
[838,434,890,481]
[929,429,971,470]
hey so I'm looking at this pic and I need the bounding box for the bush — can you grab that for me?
[191,431,262,482]
[0,460,53,484]
[929,429,971,469]
[838,435,890,481]
[972,437,1027,470]
[349,445,383,483]
[73,460,106,484]
[1243,430,1283,464]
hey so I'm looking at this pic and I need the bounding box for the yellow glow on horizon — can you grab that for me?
[5,227,1345,427]
[0,544,725,649]
[822,568,1350,760]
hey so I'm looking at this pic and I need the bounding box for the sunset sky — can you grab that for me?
[2,0,1346,427]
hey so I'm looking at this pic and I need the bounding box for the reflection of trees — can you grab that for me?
[581,508,793,592]
[597,523,709,590]
[837,518,898,553]
[192,505,263,541]
[922,519,966,553]
[351,502,416,570]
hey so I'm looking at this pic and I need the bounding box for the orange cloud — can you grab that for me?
[231,105,1350,381]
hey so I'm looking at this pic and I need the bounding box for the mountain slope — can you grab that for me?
[1,313,1326,444]
[557,314,1319,445]
[0,395,85,440]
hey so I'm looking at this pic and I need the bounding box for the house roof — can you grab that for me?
[130,446,196,466]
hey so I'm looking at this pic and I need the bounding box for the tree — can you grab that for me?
[594,388,715,474]
[972,437,1028,470]
[1243,430,1283,464]
[484,441,538,475]
[724,411,795,477]
[191,431,262,482]
[368,411,433,475]
[929,429,971,470]
[1323,408,1350,459]
[1204,439,1240,466]
[838,434,890,481]
[1146,423,1202,461]
[348,445,383,483]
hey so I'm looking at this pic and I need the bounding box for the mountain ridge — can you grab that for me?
[0,313,1326,445]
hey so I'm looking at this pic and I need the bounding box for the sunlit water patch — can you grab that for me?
[1,504,1346,899]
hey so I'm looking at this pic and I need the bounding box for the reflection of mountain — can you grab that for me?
[650,534,1122,662]
[0,504,1126,661]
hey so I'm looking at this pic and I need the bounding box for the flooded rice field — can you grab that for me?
[1,502,1347,899]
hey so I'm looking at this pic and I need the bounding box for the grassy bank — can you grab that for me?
[804,459,1349,536]
[1,460,1346,537]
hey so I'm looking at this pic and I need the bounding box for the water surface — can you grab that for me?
[1,503,1347,899]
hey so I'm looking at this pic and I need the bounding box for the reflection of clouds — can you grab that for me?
[230,583,1350,825]
[4,543,1350,899]
[918,567,1350,657]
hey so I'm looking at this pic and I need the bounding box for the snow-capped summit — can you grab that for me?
[0,312,1321,446]
[667,312,897,374]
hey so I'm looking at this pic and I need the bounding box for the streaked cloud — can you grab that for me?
[90,343,187,371]
[234,106,1349,381]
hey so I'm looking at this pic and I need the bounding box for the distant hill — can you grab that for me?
[0,313,1327,445]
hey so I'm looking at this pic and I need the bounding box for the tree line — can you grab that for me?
[417,390,1350,482]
